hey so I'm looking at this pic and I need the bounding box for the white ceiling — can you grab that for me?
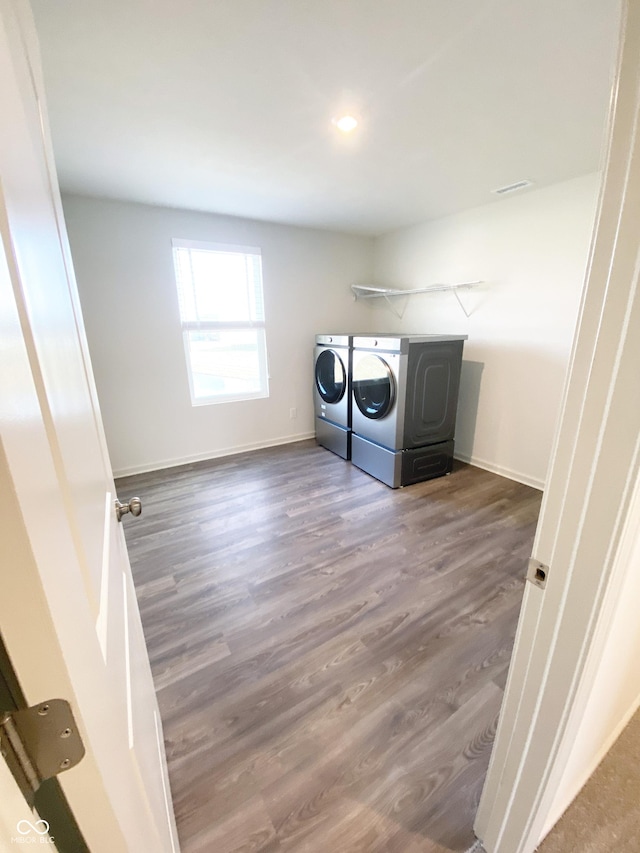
[30,0,621,236]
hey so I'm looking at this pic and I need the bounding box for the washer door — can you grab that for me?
[315,349,347,404]
[353,354,396,419]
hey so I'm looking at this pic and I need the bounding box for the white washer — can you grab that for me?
[314,334,352,459]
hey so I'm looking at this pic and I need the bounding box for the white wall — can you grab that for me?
[369,173,600,488]
[62,194,374,476]
[64,176,599,484]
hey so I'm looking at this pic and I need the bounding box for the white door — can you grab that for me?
[0,2,179,850]
[475,1,640,851]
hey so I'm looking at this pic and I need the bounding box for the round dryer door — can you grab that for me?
[315,349,347,404]
[352,354,395,419]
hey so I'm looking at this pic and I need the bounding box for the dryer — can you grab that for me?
[314,334,352,459]
[351,334,467,487]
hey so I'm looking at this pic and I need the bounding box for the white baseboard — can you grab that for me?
[454,451,545,491]
[115,437,546,489]
[113,431,316,478]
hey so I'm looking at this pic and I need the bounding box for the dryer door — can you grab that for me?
[315,348,347,404]
[352,354,396,419]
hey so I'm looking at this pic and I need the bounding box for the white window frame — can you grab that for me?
[171,237,269,406]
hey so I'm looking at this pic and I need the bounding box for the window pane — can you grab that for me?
[185,328,267,400]
[173,240,269,405]
[174,247,263,323]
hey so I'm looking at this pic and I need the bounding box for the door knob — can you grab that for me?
[115,497,142,522]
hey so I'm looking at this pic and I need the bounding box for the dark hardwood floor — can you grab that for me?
[116,440,541,853]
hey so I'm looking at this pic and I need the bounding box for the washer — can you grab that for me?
[351,334,467,487]
[314,334,352,459]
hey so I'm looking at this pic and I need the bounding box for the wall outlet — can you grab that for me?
[289,407,297,419]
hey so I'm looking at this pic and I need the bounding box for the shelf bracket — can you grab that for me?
[382,293,408,318]
[453,287,472,318]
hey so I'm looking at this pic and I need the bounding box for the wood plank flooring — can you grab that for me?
[116,440,541,853]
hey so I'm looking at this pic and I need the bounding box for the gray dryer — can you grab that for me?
[350,334,467,487]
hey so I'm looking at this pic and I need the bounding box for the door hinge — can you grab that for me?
[0,699,85,806]
[527,558,549,590]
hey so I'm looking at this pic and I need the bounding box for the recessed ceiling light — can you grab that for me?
[332,115,358,133]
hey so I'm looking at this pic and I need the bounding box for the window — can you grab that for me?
[172,238,269,405]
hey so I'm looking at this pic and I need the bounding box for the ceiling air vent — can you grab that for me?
[492,179,535,195]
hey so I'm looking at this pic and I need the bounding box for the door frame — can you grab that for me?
[475,1,640,850]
